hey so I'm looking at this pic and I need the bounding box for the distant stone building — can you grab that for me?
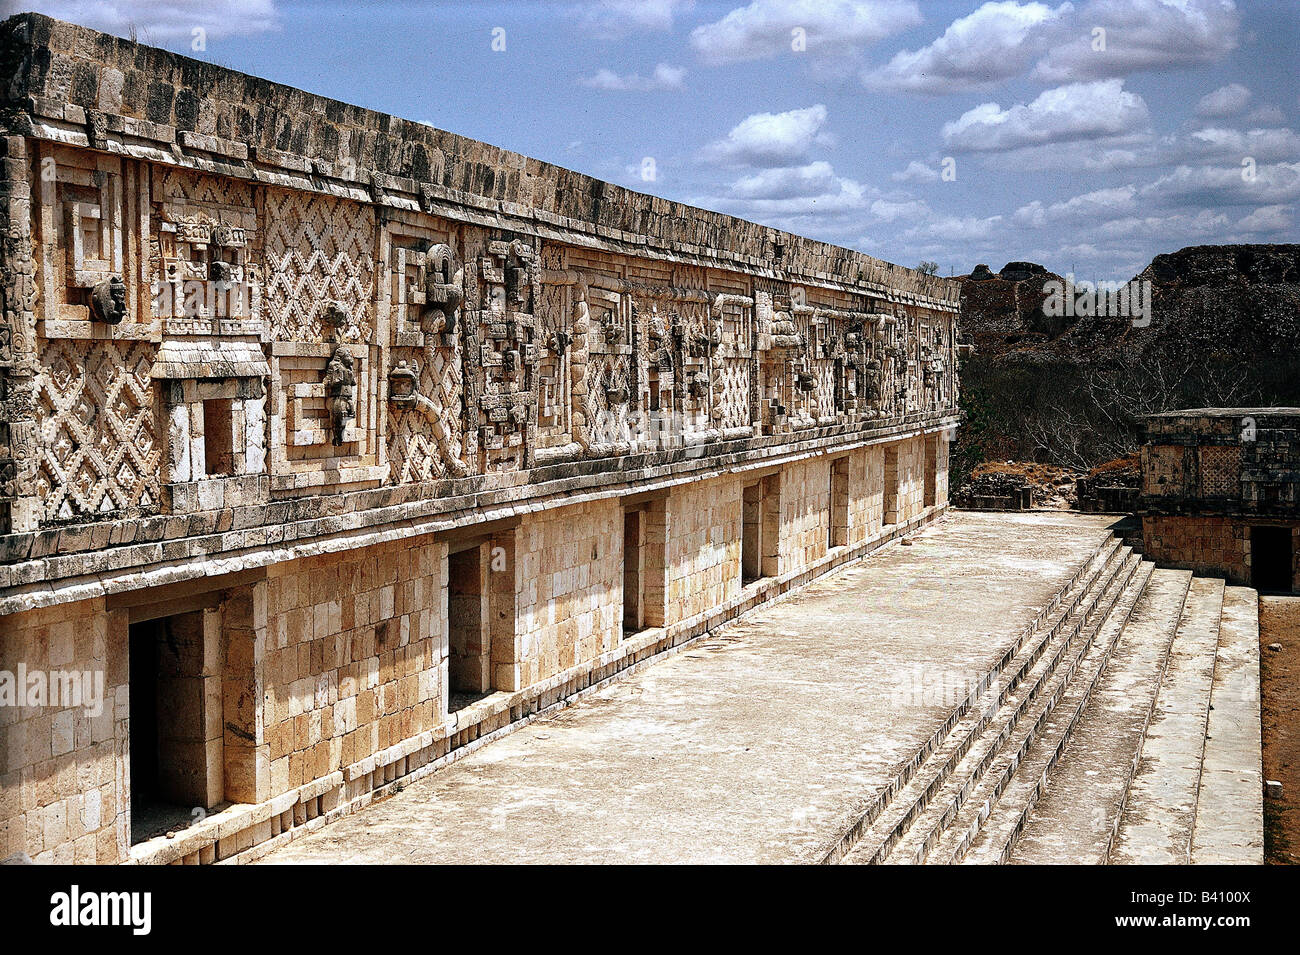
[0,15,962,863]
[1140,408,1300,592]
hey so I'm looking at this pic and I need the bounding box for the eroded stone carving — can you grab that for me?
[323,347,356,447]
[89,275,127,324]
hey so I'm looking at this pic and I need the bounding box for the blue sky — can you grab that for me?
[14,0,1299,280]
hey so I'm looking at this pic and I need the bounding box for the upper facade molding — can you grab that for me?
[0,12,958,312]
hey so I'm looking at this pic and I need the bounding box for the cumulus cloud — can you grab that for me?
[1234,204,1293,234]
[1033,0,1240,82]
[1245,105,1288,126]
[1181,126,1300,164]
[941,80,1150,153]
[864,1,1072,94]
[24,0,279,40]
[901,213,1005,243]
[1195,83,1251,117]
[1013,185,1139,227]
[701,104,833,167]
[576,0,694,36]
[690,0,920,65]
[1140,161,1300,207]
[869,198,933,221]
[891,160,941,183]
[579,64,687,91]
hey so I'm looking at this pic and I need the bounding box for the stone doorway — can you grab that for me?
[128,610,222,844]
[623,508,645,636]
[448,543,492,711]
[1251,526,1294,593]
[829,457,849,549]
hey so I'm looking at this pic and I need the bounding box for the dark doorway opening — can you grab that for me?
[448,544,491,711]
[623,509,644,636]
[129,610,218,844]
[1251,526,1294,593]
[829,458,849,549]
[742,481,763,583]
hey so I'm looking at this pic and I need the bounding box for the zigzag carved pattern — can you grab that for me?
[33,340,159,522]
[263,189,375,342]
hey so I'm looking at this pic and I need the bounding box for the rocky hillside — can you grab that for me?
[951,244,1300,481]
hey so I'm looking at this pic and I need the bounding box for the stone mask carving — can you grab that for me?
[90,274,127,324]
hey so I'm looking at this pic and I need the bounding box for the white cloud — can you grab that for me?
[864,1,1072,94]
[870,198,933,221]
[579,64,687,91]
[1033,0,1240,82]
[1182,126,1300,164]
[1234,204,1293,234]
[891,160,940,183]
[1195,82,1251,117]
[701,104,832,167]
[26,0,279,40]
[1140,161,1300,207]
[901,213,1005,243]
[576,0,694,36]
[941,80,1149,153]
[1245,105,1288,126]
[690,0,920,65]
[1014,185,1139,227]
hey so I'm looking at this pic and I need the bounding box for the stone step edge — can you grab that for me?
[1110,576,1225,865]
[816,534,1126,865]
[963,560,1163,865]
[1189,585,1264,865]
[899,551,1145,865]
[1089,570,1195,865]
[923,551,1147,865]
[844,544,1134,865]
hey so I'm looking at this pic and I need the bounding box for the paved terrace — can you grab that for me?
[260,511,1119,864]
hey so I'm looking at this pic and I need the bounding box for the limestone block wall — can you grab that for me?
[663,476,744,624]
[896,437,927,523]
[848,446,885,546]
[780,458,833,573]
[1143,515,1300,590]
[516,498,622,685]
[262,537,446,798]
[0,597,122,864]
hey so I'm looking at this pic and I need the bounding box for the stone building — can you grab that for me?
[1140,408,1300,592]
[0,14,961,864]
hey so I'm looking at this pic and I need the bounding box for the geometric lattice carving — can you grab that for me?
[716,357,752,430]
[387,342,466,482]
[1199,445,1241,497]
[263,189,375,343]
[33,340,159,521]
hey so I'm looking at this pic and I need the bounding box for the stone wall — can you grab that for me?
[0,597,122,863]
[263,537,446,799]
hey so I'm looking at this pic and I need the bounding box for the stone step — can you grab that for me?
[1003,568,1194,864]
[1110,576,1225,864]
[822,535,1124,863]
[846,545,1140,865]
[1191,585,1264,864]
[959,559,1158,864]
[923,553,1149,865]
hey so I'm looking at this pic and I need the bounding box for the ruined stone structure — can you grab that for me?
[1141,408,1300,593]
[0,15,960,864]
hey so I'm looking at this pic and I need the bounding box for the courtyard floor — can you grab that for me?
[259,510,1119,864]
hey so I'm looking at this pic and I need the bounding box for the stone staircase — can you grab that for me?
[828,532,1264,866]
